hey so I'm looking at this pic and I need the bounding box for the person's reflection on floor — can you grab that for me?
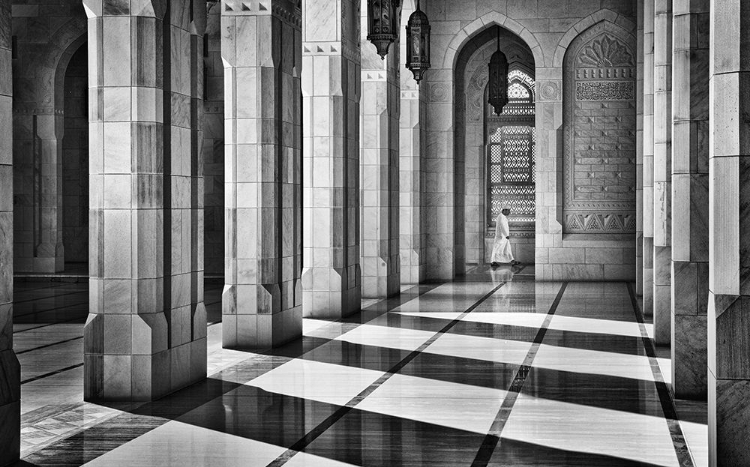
[490,264,515,284]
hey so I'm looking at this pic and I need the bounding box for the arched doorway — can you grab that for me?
[61,43,88,274]
[484,67,536,263]
[455,26,536,267]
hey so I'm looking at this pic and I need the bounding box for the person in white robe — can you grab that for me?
[491,204,518,268]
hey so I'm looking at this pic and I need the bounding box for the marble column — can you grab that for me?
[0,1,20,463]
[301,0,362,318]
[708,0,750,463]
[359,14,400,298]
[636,0,645,296]
[671,0,709,399]
[643,0,655,313]
[83,0,207,401]
[653,0,672,344]
[399,0,424,285]
[190,1,207,366]
[221,0,302,348]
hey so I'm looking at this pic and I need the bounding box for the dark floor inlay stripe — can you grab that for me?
[13,316,87,334]
[17,336,83,355]
[22,412,165,466]
[11,289,87,305]
[267,280,509,467]
[14,298,90,318]
[626,282,695,467]
[471,281,568,467]
[21,363,84,385]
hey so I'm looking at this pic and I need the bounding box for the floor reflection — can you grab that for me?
[14,267,706,466]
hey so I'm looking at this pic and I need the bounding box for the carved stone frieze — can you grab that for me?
[565,213,636,233]
[576,81,634,101]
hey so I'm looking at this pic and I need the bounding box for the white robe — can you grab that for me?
[491,212,514,263]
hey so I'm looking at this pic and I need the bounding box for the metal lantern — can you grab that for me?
[367,0,401,59]
[405,0,431,83]
[488,28,509,115]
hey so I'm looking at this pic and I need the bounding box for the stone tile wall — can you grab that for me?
[0,2,20,463]
[422,1,637,281]
[558,20,637,281]
[62,44,88,265]
[203,1,224,278]
[11,0,87,273]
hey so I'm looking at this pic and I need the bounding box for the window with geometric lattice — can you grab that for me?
[487,126,536,228]
[486,68,536,232]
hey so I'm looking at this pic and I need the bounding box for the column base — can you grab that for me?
[222,308,302,349]
[653,245,671,345]
[636,233,643,295]
[14,255,65,273]
[709,374,750,466]
[0,349,20,467]
[642,267,654,315]
[361,256,400,299]
[32,242,65,273]
[642,236,654,315]
[423,245,455,281]
[222,284,302,349]
[84,312,206,402]
[653,283,671,345]
[301,266,361,319]
[672,260,708,399]
[672,314,707,399]
[399,248,423,285]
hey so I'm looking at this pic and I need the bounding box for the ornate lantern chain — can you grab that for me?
[405,0,431,84]
[488,26,509,115]
[367,0,401,59]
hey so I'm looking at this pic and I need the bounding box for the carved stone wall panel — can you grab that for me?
[565,213,636,233]
[563,22,637,233]
[538,80,561,102]
[576,81,634,101]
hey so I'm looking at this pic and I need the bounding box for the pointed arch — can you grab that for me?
[443,12,544,70]
[553,9,636,67]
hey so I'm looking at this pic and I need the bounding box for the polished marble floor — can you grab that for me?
[12,266,707,466]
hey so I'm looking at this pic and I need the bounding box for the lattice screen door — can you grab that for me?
[487,125,536,231]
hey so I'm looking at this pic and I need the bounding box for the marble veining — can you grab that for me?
[12,269,707,466]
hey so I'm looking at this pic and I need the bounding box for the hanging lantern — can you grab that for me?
[405,0,431,83]
[367,0,401,59]
[488,28,509,115]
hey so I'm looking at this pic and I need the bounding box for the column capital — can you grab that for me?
[221,0,301,25]
[82,0,167,19]
[303,0,360,64]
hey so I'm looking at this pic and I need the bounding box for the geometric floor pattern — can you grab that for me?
[14,265,706,466]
